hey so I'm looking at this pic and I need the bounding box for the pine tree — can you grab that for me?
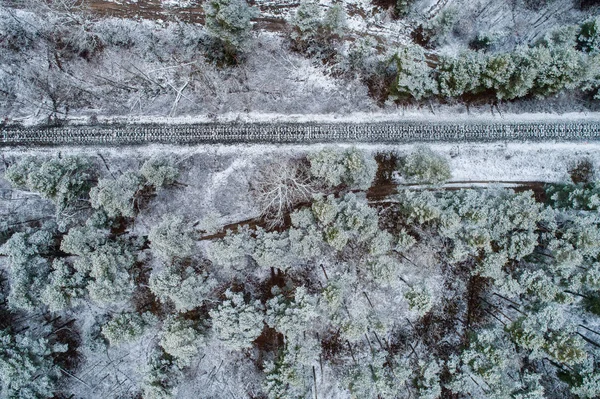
[0,229,54,311]
[159,316,204,368]
[203,0,257,62]
[0,328,67,399]
[392,45,438,100]
[140,156,179,190]
[209,290,264,350]
[308,147,377,190]
[148,214,195,262]
[102,312,155,346]
[398,146,452,185]
[4,156,94,214]
[149,262,217,312]
[89,172,144,218]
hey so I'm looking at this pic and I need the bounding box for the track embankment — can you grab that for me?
[2,121,600,146]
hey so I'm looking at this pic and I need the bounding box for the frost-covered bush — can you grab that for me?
[398,146,451,185]
[308,147,377,190]
[102,312,155,346]
[148,214,195,261]
[89,172,144,218]
[0,328,67,399]
[209,290,264,350]
[140,157,179,189]
[159,317,204,367]
[5,156,94,214]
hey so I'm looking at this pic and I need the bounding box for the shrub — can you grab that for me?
[308,147,377,190]
[398,146,451,185]
[140,157,179,189]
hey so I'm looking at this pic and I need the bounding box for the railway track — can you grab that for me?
[1,121,600,146]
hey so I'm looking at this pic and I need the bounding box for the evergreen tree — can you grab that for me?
[140,156,179,190]
[89,172,144,218]
[0,328,67,399]
[149,262,217,312]
[398,146,452,185]
[159,316,204,368]
[4,156,94,214]
[203,0,256,52]
[148,214,195,262]
[209,290,264,350]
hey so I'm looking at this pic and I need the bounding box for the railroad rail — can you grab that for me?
[1,121,600,146]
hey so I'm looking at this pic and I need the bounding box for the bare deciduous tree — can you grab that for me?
[252,159,316,228]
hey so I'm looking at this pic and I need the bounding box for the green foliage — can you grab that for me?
[266,286,318,342]
[70,241,136,305]
[437,51,487,97]
[208,226,293,271]
[5,156,93,214]
[404,285,433,316]
[0,328,67,399]
[89,172,144,218]
[41,259,86,312]
[578,17,600,54]
[140,157,179,189]
[422,7,459,47]
[149,262,217,312]
[159,316,204,368]
[289,193,380,256]
[547,182,600,211]
[203,0,257,63]
[102,312,155,346]
[529,45,586,97]
[308,147,377,190]
[290,1,346,60]
[0,229,54,311]
[263,346,311,399]
[398,146,452,184]
[391,45,438,100]
[209,290,264,350]
[141,349,181,399]
[148,214,195,261]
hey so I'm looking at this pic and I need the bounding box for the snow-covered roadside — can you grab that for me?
[34,111,600,127]
[3,141,599,184]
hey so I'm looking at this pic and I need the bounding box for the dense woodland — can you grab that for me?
[0,147,600,398]
[1,0,600,122]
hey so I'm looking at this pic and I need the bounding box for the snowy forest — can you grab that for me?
[2,145,600,398]
[3,0,600,398]
[1,0,600,124]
